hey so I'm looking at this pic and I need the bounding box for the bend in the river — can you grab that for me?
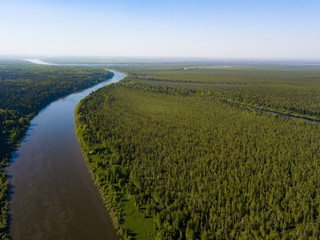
[6,59,125,240]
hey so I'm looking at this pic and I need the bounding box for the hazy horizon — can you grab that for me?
[1,0,319,59]
[2,55,320,64]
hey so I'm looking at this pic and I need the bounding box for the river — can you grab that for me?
[7,60,125,240]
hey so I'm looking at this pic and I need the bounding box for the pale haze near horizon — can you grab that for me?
[1,0,319,59]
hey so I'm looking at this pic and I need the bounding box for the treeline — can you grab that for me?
[76,78,320,239]
[0,61,114,239]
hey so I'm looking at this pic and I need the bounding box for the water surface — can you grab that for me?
[23,59,56,65]
[7,67,126,240]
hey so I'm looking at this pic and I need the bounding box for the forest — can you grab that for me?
[113,65,320,119]
[76,65,320,239]
[0,61,114,239]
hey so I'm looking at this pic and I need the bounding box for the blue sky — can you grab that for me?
[1,0,319,59]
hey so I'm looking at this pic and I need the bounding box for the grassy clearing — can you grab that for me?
[122,195,156,240]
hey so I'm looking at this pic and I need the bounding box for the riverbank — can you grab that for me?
[75,95,156,239]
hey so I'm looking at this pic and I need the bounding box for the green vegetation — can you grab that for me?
[0,61,113,239]
[114,65,320,119]
[76,65,320,239]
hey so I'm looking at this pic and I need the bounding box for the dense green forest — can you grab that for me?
[0,61,113,239]
[76,65,320,239]
[112,65,320,119]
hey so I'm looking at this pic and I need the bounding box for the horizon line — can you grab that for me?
[1,55,320,63]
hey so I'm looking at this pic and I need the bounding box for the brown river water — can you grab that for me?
[7,62,125,240]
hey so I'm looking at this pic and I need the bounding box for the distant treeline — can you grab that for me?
[0,61,113,239]
[76,65,320,240]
